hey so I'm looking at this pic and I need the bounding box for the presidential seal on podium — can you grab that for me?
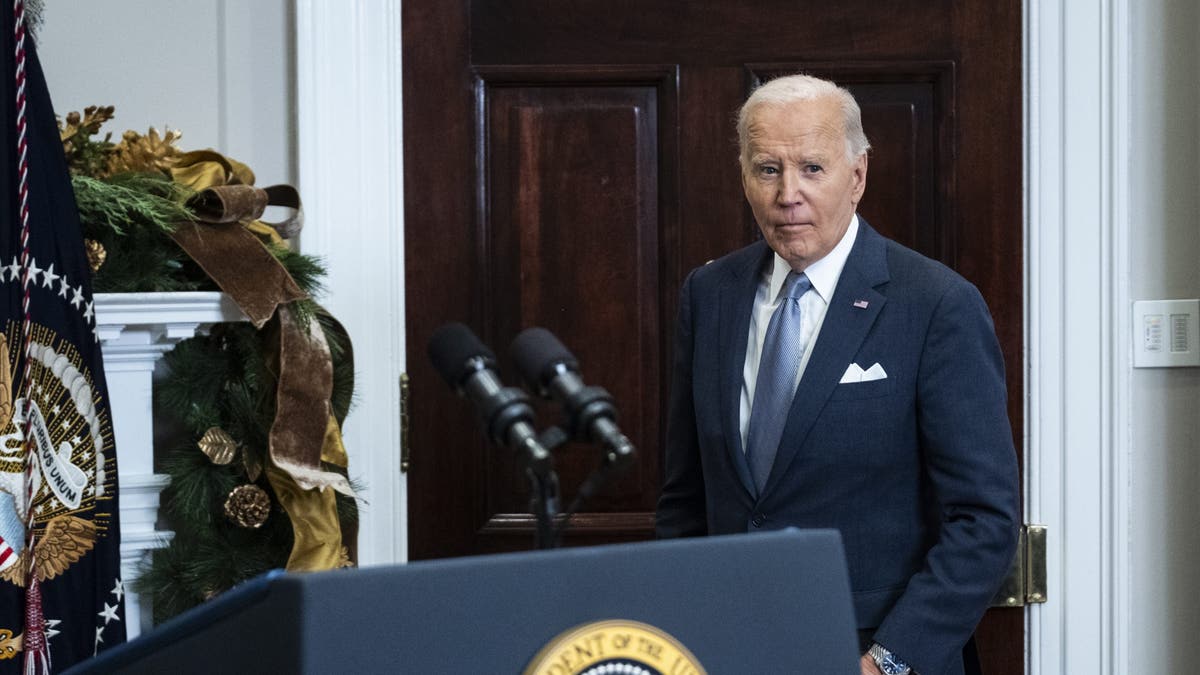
[524,619,706,675]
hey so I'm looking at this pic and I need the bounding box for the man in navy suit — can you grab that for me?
[655,74,1020,675]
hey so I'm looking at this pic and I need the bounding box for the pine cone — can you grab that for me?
[83,239,106,273]
[106,127,183,176]
[223,484,271,529]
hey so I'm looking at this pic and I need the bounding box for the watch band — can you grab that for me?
[868,643,912,675]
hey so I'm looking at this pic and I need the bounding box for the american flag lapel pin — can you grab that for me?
[853,299,870,309]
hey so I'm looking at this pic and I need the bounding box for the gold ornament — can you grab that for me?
[83,239,106,273]
[224,484,271,529]
[198,427,238,465]
[106,127,183,176]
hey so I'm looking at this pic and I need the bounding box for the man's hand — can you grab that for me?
[860,653,884,675]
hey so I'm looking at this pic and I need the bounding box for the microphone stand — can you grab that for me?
[522,421,632,549]
[554,441,635,541]
[519,417,634,548]
[527,426,568,549]
[528,469,561,549]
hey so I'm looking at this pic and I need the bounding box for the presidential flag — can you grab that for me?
[0,3,125,671]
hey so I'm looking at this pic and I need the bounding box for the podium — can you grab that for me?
[67,529,858,674]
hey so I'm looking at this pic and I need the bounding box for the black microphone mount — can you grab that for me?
[427,323,555,479]
[429,323,639,549]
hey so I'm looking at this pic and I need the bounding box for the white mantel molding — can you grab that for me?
[95,291,247,637]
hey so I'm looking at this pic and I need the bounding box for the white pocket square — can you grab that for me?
[839,362,888,384]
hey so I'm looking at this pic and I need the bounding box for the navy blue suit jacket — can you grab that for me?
[656,220,1020,675]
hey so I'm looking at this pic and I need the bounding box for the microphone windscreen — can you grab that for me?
[428,322,496,387]
[510,327,579,387]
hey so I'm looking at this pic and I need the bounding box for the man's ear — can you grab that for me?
[850,153,868,203]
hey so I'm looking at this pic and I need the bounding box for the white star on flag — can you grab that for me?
[26,257,42,285]
[98,602,120,624]
[70,285,85,309]
[41,262,59,288]
[57,274,70,298]
[110,579,124,602]
[5,256,19,281]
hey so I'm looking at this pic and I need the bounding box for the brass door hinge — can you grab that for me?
[990,524,1047,607]
[400,372,411,473]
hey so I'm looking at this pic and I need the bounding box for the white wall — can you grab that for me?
[36,0,295,187]
[1128,0,1200,670]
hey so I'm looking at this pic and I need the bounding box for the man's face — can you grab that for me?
[741,96,868,271]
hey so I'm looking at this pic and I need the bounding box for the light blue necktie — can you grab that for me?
[745,271,811,494]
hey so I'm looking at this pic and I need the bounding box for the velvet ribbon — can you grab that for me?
[168,150,356,570]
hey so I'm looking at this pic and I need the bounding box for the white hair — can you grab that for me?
[737,74,871,169]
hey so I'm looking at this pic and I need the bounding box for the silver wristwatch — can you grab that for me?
[868,643,912,675]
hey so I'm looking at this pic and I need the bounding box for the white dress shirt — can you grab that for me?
[739,215,860,452]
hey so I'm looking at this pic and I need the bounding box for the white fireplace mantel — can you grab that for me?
[94,291,246,637]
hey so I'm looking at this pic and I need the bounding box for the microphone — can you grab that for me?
[509,327,635,468]
[427,323,552,475]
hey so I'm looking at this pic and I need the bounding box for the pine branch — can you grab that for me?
[72,173,190,236]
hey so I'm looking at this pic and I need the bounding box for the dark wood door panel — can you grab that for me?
[470,1,959,65]
[476,68,677,546]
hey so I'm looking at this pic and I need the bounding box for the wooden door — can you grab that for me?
[404,3,1023,672]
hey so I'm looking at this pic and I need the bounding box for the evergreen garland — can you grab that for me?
[133,242,358,623]
[73,173,203,292]
[59,108,359,622]
[138,314,357,620]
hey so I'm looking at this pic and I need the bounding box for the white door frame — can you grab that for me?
[1025,0,1131,672]
[295,1,1135,669]
[294,0,407,566]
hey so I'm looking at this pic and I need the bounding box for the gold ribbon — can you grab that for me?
[266,465,343,571]
[172,150,304,243]
[168,149,356,570]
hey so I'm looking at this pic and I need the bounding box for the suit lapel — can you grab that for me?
[717,242,769,497]
[761,222,890,496]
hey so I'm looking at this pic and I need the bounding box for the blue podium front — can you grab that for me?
[69,528,858,674]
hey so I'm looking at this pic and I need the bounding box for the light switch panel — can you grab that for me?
[1133,299,1200,367]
